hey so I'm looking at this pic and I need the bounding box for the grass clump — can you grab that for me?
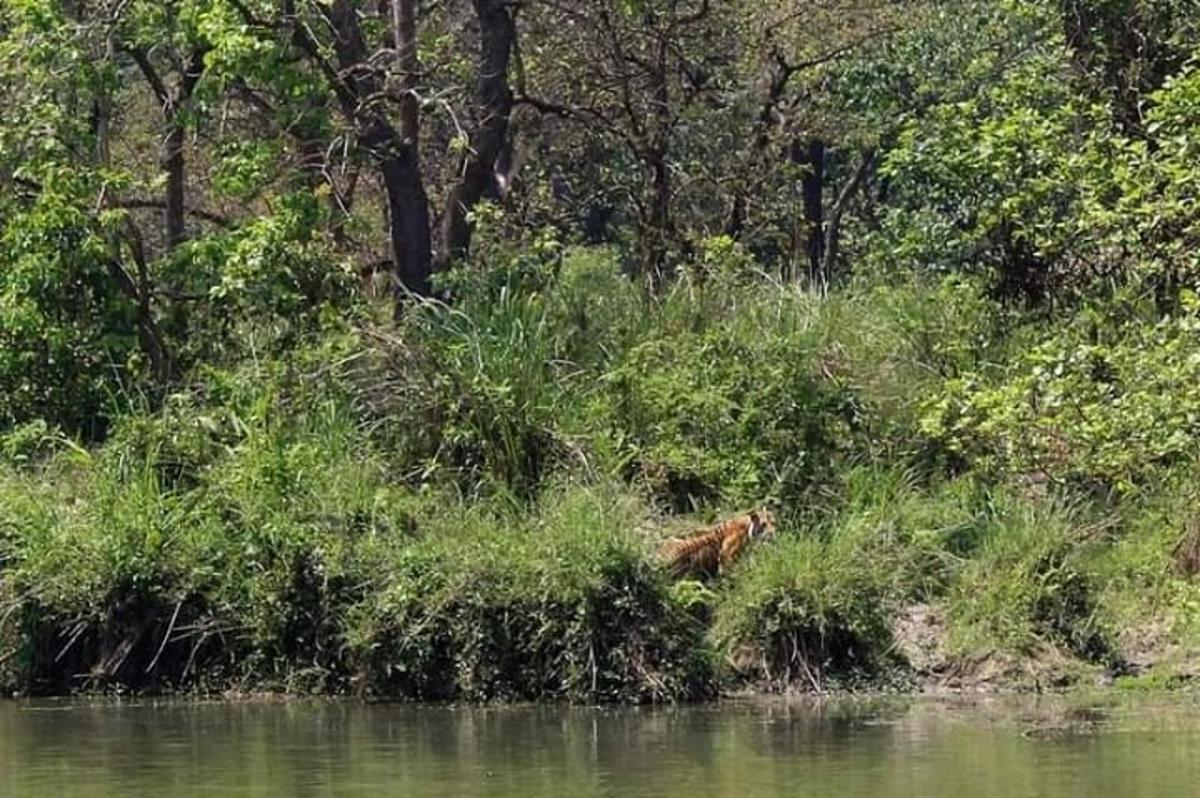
[712,532,898,691]
[363,280,573,500]
[944,496,1114,669]
[0,357,412,695]
[352,256,911,513]
[710,468,952,690]
[0,356,713,701]
[8,259,1200,700]
[349,484,712,702]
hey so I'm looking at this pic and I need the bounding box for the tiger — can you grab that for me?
[658,508,776,579]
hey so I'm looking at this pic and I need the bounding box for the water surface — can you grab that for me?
[3,694,1200,796]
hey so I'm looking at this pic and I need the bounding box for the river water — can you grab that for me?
[3,695,1200,796]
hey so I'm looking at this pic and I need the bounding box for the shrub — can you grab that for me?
[601,278,861,511]
[710,467,959,689]
[0,360,408,694]
[360,269,575,499]
[711,530,898,691]
[923,296,1200,492]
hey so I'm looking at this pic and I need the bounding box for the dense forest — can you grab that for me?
[1,0,1199,700]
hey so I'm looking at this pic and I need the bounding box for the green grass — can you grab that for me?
[5,261,1200,699]
[710,467,974,690]
[348,483,711,701]
[0,364,709,699]
[943,495,1114,664]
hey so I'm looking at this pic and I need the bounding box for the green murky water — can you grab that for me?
[3,695,1200,796]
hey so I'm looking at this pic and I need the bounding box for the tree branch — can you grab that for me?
[178,45,211,101]
[125,46,171,107]
[113,198,234,228]
[821,149,876,280]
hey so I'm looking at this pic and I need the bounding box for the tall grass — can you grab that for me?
[0,361,410,693]
[944,495,1114,664]
[0,354,709,699]
[349,484,711,701]
[4,252,1198,697]
[712,467,972,690]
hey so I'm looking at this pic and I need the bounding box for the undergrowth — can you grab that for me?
[4,259,1200,698]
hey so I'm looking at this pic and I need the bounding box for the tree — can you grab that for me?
[518,0,735,286]
[437,0,518,270]
[116,3,211,250]
[1059,0,1195,136]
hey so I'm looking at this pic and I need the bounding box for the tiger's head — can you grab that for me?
[748,508,776,541]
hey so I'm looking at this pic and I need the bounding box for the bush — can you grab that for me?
[0,363,713,700]
[360,263,577,499]
[710,467,963,690]
[923,295,1200,492]
[354,255,918,511]
[712,530,898,690]
[600,277,862,512]
[0,358,409,694]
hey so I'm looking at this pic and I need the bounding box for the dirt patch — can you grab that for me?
[935,646,1092,692]
[891,602,1098,692]
[892,603,948,677]
[1111,618,1200,686]
[1172,519,1200,578]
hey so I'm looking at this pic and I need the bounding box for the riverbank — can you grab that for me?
[5,269,1200,701]
[4,465,1200,701]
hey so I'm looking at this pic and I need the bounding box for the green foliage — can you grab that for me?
[878,52,1115,297]
[604,298,855,510]
[0,368,711,699]
[175,193,360,353]
[0,178,139,436]
[543,247,644,369]
[945,496,1113,663]
[0,351,420,692]
[370,269,571,498]
[923,295,1200,492]
[607,273,889,510]
[362,255,901,508]
[700,472,916,686]
[350,484,711,701]
[7,0,1200,701]
[710,468,949,689]
[855,2,1200,308]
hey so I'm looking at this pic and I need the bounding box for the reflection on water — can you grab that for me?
[3,695,1200,796]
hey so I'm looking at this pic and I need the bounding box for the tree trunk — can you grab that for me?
[1059,0,1098,76]
[391,0,421,147]
[107,223,174,382]
[382,155,433,300]
[647,152,671,284]
[163,121,187,249]
[1059,0,1160,136]
[126,45,206,251]
[794,138,825,284]
[436,0,516,270]
[644,33,673,289]
[320,0,432,300]
[821,150,875,282]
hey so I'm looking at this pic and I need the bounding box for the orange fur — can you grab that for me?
[659,508,776,579]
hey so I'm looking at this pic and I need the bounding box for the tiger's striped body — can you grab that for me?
[659,509,776,579]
